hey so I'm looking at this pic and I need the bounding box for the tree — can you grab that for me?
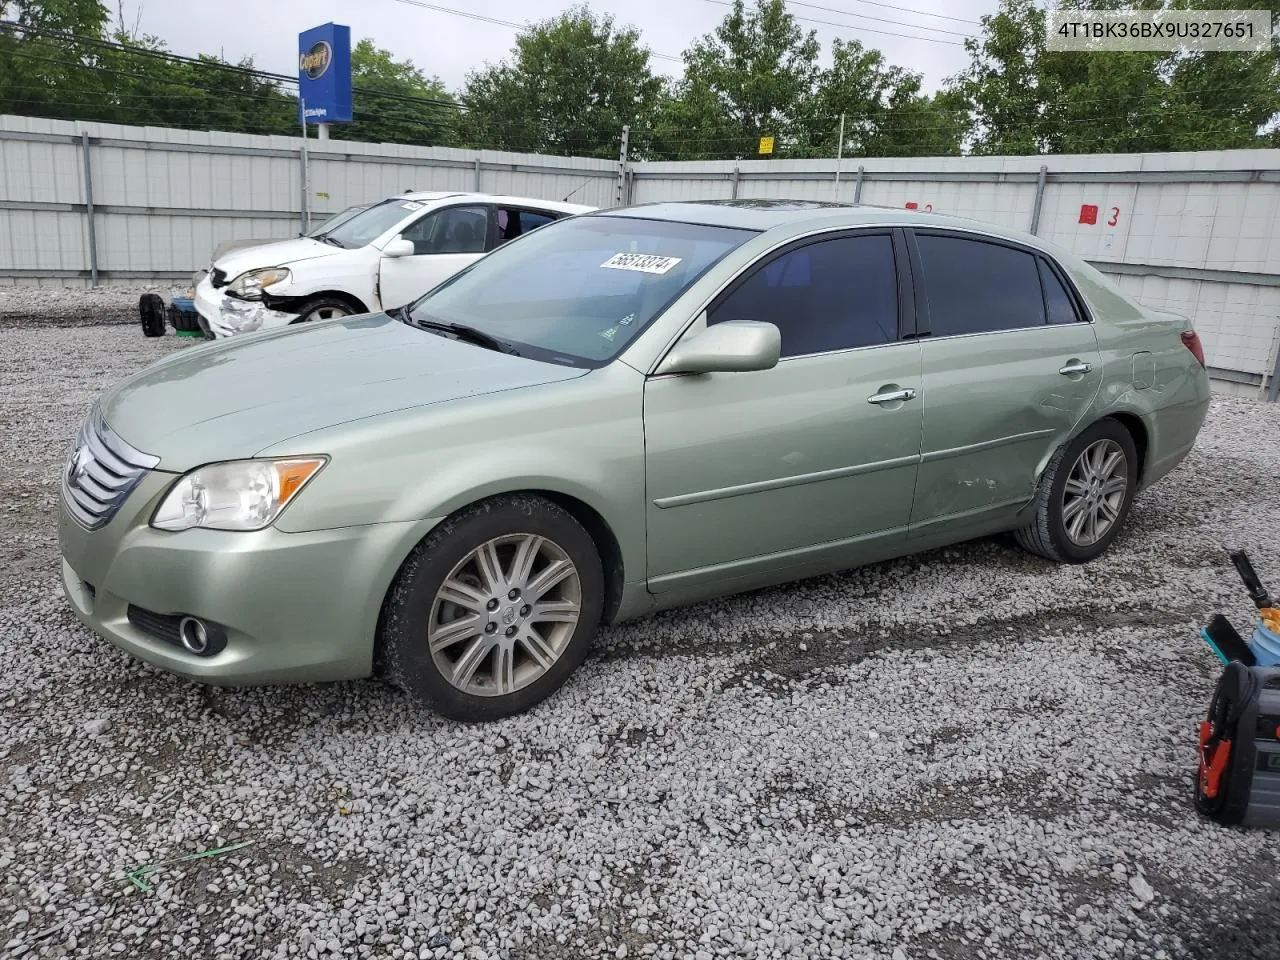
[338,39,457,147]
[459,5,662,158]
[801,38,964,158]
[0,0,113,122]
[947,0,1280,154]
[653,0,820,159]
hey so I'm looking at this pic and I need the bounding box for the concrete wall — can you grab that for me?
[0,114,618,285]
[2,114,1277,395]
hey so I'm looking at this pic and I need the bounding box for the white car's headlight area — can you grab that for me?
[227,267,291,300]
[152,458,326,532]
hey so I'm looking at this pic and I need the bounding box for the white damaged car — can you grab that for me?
[193,191,595,338]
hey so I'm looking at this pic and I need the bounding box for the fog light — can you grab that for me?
[179,616,210,654]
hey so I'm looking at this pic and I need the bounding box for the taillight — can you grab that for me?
[1181,330,1206,368]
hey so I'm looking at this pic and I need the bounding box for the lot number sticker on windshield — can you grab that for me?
[400,201,424,211]
[600,253,683,275]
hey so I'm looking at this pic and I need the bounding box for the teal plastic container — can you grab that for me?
[1249,621,1280,667]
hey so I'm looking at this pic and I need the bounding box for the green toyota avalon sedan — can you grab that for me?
[59,200,1210,720]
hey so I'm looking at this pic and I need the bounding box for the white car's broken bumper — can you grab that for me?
[193,276,298,339]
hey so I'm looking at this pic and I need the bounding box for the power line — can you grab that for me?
[788,0,982,28]
[784,0,975,38]
[702,0,967,45]
[380,0,686,64]
[0,21,468,112]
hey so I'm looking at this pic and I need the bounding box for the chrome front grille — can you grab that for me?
[62,414,159,530]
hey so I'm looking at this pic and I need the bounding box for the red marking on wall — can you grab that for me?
[905,202,919,210]
[1107,206,1120,227]
[1079,204,1099,225]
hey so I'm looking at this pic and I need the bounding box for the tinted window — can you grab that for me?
[495,208,559,246]
[408,215,755,366]
[708,234,898,358]
[1039,259,1081,325]
[916,235,1045,336]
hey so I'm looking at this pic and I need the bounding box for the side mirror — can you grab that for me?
[656,320,781,375]
[383,238,415,258]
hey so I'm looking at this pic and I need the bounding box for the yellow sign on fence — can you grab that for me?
[758,135,774,155]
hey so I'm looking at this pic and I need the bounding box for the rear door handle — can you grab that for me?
[1059,362,1092,376]
[867,388,917,405]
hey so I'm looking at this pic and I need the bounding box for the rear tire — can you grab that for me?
[1014,418,1138,564]
[379,494,605,722]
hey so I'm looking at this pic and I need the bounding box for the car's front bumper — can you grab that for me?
[193,276,297,340]
[58,472,439,686]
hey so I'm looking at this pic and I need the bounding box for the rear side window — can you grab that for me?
[916,235,1045,336]
[1039,259,1082,324]
[495,208,560,247]
[709,233,899,357]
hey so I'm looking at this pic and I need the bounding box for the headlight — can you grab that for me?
[227,267,291,300]
[152,458,326,532]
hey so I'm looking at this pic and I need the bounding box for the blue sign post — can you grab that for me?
[298,23,353,137]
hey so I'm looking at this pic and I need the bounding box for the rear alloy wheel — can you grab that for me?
[292,297,354,324]
[1014,418,1138,564]
[380,495,604,721]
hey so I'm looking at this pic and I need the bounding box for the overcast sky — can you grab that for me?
[118,0,998,95]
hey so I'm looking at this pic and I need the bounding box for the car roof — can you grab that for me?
[399,190,595,214]
[598,199,1044,247]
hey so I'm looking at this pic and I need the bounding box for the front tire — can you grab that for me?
[1014,418,1138,564]
[291,296,354,324]
[380,495,605,721]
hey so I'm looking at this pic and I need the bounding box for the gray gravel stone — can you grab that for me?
[2,324,1280,959]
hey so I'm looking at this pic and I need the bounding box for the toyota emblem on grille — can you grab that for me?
[68,444,91,488]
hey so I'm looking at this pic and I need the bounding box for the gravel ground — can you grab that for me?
[3,324,1280,960]
[0,284,190,328]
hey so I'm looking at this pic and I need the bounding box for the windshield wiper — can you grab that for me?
[314,234,345,247]
[408,315,519,355]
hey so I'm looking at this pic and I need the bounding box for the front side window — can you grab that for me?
[407,215,757,367]
[401,205,489,255]
[915,234,1046,336]
[708,234,899,357]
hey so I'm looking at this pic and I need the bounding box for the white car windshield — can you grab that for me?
[318,198,423,249]
[305,203,370,238]
[405,215,757,367]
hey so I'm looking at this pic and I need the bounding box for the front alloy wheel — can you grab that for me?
[429,534,582,697]
[379,494,605,721]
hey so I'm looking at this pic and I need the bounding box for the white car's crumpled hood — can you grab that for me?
[213,236,347,276]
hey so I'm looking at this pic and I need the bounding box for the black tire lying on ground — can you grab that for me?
[139,294,166,338]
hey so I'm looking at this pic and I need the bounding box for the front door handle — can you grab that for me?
[1059,361,1092,376]
[867,388,917,405]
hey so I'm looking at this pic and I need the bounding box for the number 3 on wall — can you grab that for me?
[1107,206,1120,227]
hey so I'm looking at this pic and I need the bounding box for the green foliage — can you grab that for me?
[652,0,821,159]
[1,0,1276,159]
[458,5,662,158]
[947,0,1280,154]
[336,39,457,146]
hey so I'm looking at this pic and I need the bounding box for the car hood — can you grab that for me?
[213,236,346,275]
[98,313,588,471]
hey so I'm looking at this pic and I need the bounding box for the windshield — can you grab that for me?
[306,203,370,238]
[320,197,423,248]
[406,215,757,367]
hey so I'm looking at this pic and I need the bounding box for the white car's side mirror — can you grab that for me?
[383,238,415,258]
